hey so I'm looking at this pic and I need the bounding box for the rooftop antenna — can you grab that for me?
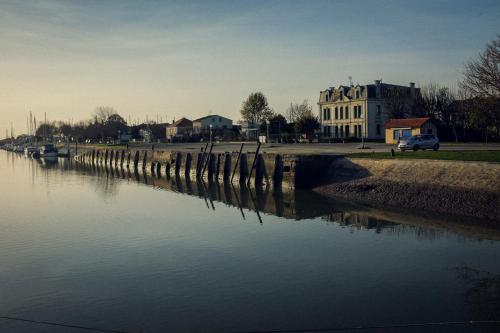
[348,76,353,86]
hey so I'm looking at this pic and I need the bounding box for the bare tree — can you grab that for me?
[286,100,312,123]
[382,87,411,119]
[93,106,116,124]
[460,35,500,98]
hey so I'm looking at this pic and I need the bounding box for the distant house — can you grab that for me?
[166,118,193,140]
[384,117,437,144]
[239,121,258,140]
[192,115,233,134]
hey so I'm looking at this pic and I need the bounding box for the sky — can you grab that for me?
[1,0,499,136]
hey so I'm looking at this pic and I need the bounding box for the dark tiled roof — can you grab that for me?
[384,117,431,129]
[168,117,192,128]
[192,115,231,122]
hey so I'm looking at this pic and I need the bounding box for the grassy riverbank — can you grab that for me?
[347,150,500,162]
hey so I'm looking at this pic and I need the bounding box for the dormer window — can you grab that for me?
[339,90,343,99]
[356,90,360,99]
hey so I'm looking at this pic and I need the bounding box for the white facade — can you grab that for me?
[318,81,417,140]
[193,115,233,134]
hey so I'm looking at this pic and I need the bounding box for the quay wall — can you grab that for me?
[74,147,337,189]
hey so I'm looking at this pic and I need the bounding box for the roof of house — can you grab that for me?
[192,114,232,122]
[167,117,192,128]
[384,117,431,129]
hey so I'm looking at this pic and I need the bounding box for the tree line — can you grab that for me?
[34,106,166,143]
[240,92,319,141]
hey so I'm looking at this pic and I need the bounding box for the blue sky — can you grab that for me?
[1,0,499,134]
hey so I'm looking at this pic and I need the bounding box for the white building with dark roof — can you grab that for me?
[318,80,419,140]
[192,115,233,134]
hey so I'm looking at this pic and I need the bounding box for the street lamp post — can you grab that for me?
[266,119,270,144]
[209,124,213,144]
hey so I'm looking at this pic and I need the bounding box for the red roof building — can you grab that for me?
[384,117,437,144]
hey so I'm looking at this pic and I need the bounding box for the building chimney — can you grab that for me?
[409,82,415,98]
[374,80,381,98]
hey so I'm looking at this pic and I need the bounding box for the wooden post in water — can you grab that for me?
[247,142,261,186]
[175,152,182,175]
[197,142,209,178]
[120,150,125,167]
[195,152,203,177]
[273,154,284,187]
[201,143,214,178]
[215,154,222,180]
[133,151,140,169]
[223,153,231,182]
[156,162,161,176]
[142,151,147,170]
[109,150,114,166]
[239,153,249,185]
[207,153,216,182]
[104,149,109,165]
[231,143,244,183]
[185,153,192,177]
[127,151,131,168]
[254,154,266,186]
[165,162,171,177]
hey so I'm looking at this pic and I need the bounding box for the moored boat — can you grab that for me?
[24,146,38,156]
[39,144,58,158]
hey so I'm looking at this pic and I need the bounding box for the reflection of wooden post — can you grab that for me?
[156,162,161,176]
[231,143,244,183]
[110,150,114,166]
[104,149,109,165]
[127,151,131,168]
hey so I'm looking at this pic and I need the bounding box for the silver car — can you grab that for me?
[398,134,440,151]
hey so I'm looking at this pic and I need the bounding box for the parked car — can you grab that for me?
[398,134,439,151]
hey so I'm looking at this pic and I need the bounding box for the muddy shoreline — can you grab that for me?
[314,158,500,221]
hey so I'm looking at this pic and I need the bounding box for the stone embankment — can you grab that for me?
[314,158,500,221]
[74,147,334,189]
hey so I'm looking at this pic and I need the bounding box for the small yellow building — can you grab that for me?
[384,117,437,144]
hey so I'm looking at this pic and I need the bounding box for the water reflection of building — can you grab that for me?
[323,212,397,233]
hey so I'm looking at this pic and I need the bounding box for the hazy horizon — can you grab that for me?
[1,0,499,136]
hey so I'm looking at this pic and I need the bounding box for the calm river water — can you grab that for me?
[0,151,499,333]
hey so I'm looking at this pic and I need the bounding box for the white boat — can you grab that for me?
[24,146,38,155]
[39,144,58,158]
